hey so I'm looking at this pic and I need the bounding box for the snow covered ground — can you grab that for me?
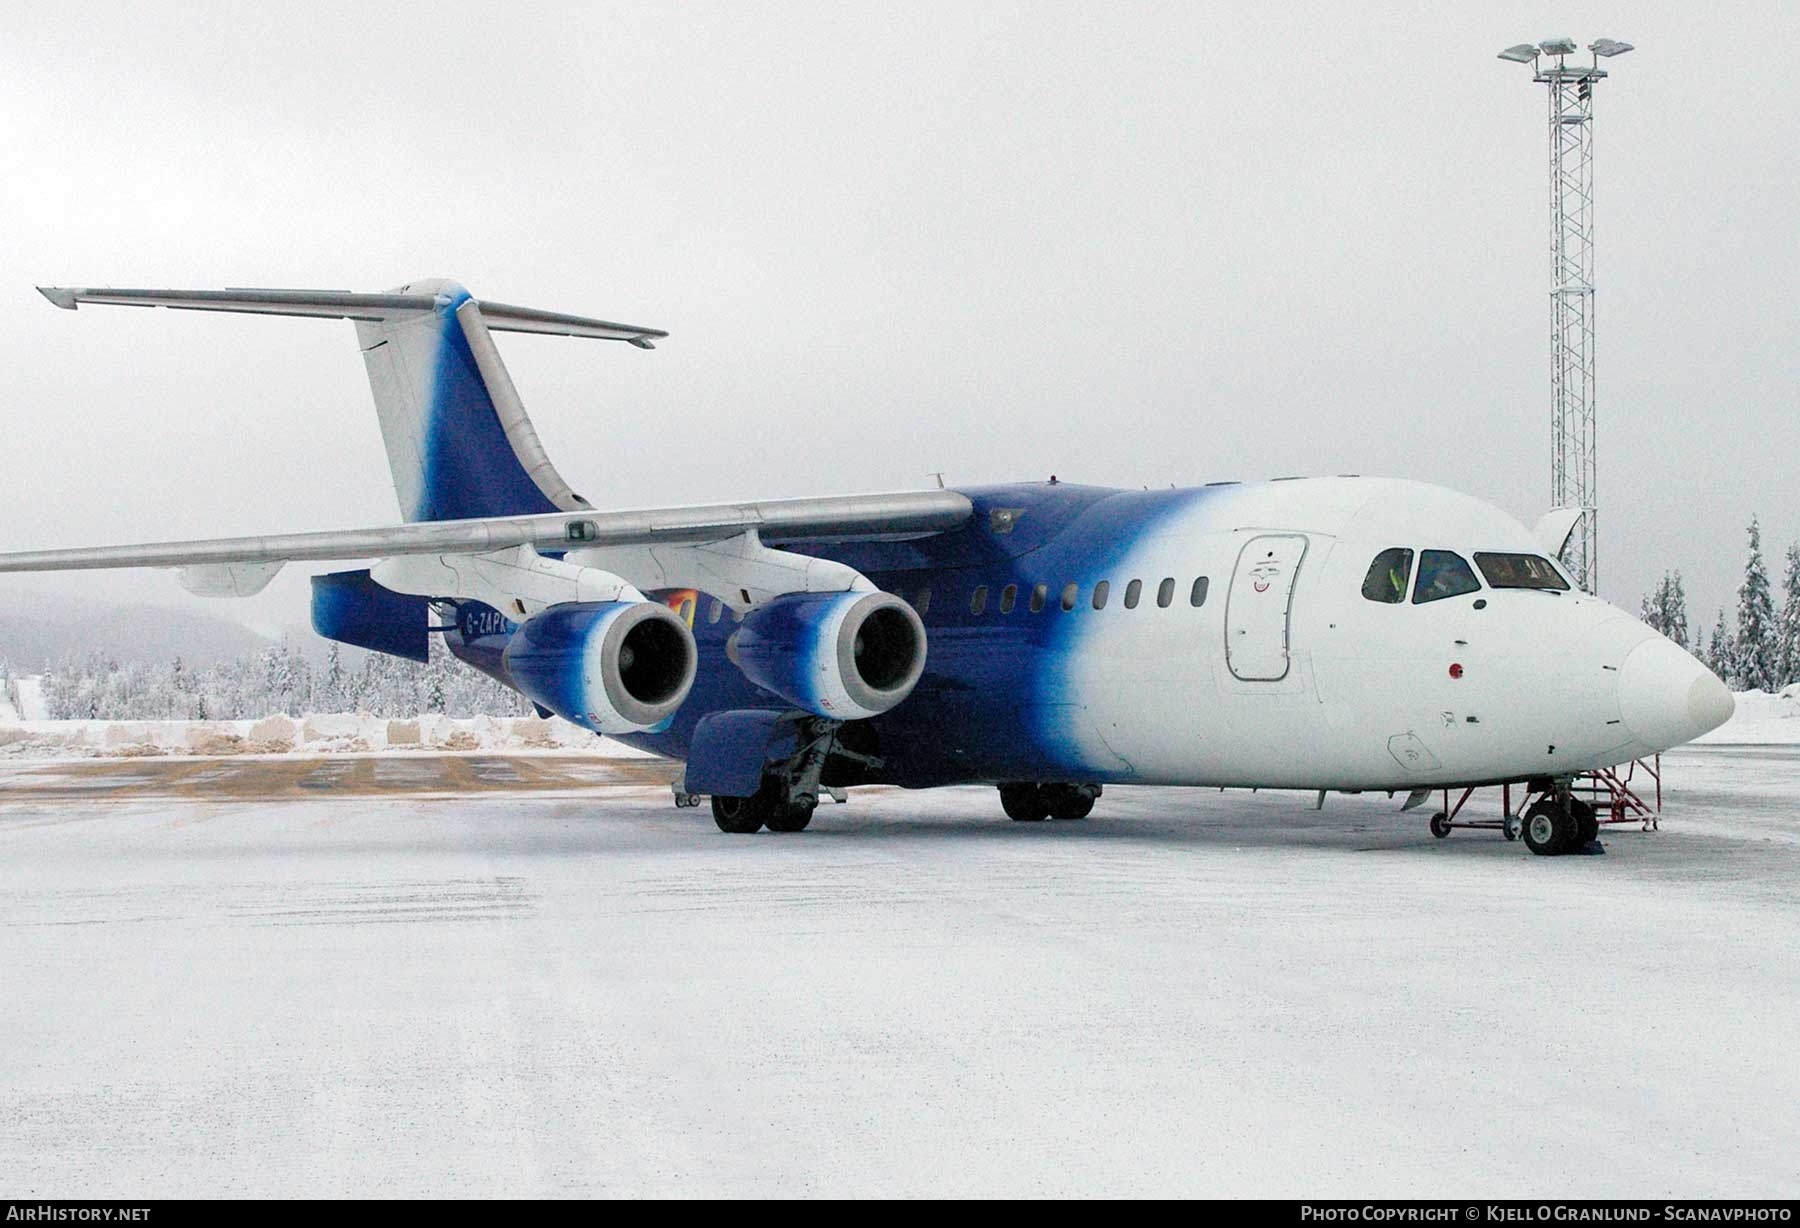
[1696,684,1800,745]
[2,746,1798,1197]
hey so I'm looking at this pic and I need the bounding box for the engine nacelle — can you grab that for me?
[729,591,926,720]
[502,601,697,734]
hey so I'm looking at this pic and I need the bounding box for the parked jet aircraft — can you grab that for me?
[1,281,1733,852]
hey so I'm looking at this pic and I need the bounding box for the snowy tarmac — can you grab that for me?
[2,747,1798,1198]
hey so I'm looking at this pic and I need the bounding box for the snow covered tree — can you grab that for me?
[259,643,294,715]
[317,643,347,714]
[1777,544,1800,693]
[422,638,449,714]
[27,634,530,721]
[1665,571,1691,651]
[1707,609,1732,681]
[1639,571,1690,649]
[1732,517,1779,692]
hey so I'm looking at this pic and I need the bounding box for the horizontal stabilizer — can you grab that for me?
[37,285,667,348]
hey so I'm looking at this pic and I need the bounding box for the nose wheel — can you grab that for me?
[1521,795,1599,856]
[1521,800,1572,855]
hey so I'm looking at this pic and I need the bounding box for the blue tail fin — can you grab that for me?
[36,278,664,524]
[356,279,590,522]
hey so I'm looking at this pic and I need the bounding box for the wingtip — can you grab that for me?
[37,286,79,310]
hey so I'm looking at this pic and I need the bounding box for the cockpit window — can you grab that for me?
[1413,550,1481,604]
[1474,552,1571,592]
[1361,548,1413,604]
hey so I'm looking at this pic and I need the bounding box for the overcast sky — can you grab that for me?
[1,2,1795,638]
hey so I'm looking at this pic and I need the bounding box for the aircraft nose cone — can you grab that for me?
[1618,637,1735,750]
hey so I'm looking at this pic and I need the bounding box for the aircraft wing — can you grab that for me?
[0,490,972,574]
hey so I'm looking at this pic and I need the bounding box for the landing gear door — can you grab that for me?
[1226,534,1308,681]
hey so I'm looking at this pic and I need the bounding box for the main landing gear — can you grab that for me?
[707,716,866,834]
[711,783,816,834]
[999,782,1101,822]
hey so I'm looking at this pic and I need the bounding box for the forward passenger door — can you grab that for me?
[1225,534,1308,681]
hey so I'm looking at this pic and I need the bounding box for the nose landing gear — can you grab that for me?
[1521,791,1600,856]
[1422,781,1601,854]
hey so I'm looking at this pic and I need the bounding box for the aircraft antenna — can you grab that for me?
[1498,36,1634,594]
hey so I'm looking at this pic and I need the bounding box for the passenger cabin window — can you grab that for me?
[1092,580,1110,610]
[1157,578,1175,608]
[1474,553,1571,592]
[708,600,724,625]
[1060,582,1078,611]
[1030,583,1048,613]
[1000,584,1018,613]
[1361,548,1413,604]
[1413,550,1481,604]
[915,587,932,616]
[971,585,988,615]
[1124,579,1142,609]
[1190,576,1209,607]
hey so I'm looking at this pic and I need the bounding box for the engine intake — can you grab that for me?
[730,591,926,720]
[502,600,697,734]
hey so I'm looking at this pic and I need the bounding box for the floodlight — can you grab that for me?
[1495,34,1635,594]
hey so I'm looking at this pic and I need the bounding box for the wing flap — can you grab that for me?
[0,491,973,574]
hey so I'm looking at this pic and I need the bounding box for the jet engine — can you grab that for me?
[729,591,926,720]
[502,601,697,734]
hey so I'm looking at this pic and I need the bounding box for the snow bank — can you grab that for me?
[12,682,1784,760]
[1696,685,1800,744]
[0,711,650,760]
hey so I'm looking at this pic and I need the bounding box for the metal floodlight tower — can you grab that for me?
[1498,36,1634,594]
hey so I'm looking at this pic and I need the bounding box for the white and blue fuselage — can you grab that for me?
[453,475,1730,793]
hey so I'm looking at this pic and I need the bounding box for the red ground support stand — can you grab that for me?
[1426,756,1663,841]
[1427,784,1528,842]
[1575,755,1662,831]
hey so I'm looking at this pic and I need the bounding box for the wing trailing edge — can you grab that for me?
[0,491,974,575]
